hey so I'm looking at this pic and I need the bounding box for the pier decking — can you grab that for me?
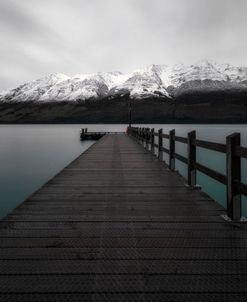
[0,133,247,301]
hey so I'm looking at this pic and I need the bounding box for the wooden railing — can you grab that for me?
[128,126,247,221]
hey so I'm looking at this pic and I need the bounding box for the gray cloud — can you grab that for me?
[0,0,247,91]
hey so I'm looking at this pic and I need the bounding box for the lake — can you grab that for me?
[0,124,247,219]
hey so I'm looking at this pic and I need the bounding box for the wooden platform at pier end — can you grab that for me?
[0,133,247,302]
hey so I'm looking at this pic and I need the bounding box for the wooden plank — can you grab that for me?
[195,162,227,185]
[241,183,247,196]
[194,139,226,153]
[0,133,246,301]
[1,259,247,274]
[161,147,169,154]
[235,145,247,158]
[162,133,169,139]
[174,135,187,144]
[174,152,187,164]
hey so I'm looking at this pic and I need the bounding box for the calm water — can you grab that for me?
[0,124,247,219]
[0,125,95,219]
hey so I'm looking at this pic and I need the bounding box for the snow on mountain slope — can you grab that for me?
[109,65,170,98]
[161,61,227,88]
[160,60,247,87]
[40,74,106,101]
[1,61,247,103]
[218,63,247,83]
[0,73,70,102]
[39,71,131,101]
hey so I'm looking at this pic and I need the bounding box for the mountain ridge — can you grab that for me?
[1,60,247,103]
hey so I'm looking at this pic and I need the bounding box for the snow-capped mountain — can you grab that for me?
[108,65,170,99]
[1,60,247,103]
[40,73,110,102]
[1,73,70,102]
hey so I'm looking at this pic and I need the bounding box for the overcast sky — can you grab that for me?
[0,0,247,91]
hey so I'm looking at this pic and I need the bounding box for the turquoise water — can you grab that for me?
[0,125,94,219]
[0,124,247,219]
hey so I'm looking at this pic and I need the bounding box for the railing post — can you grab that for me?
[148,128,151,150]
[187,131,196,186]
[145,128,150,150]
[226,133,241,220]
[169,129,175,170]
[151,128,155,154]
[144,128,147,149]
[158,128,163,161]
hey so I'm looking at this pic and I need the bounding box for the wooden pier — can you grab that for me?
[0,132,247,301]
[80,128,106,140]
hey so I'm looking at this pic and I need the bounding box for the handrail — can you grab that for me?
[162,147,169,154]
[195,162,227,185]
[235,146,247,159]
[193,139,226,153]
[127,126,247,221]
[162,133,170,139]
[241,183,247,196]
[174,153,187,164]
[174,136,187,144]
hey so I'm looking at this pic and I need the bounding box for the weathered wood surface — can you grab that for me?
[0,133,247,301]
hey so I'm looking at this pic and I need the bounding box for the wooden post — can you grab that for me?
[128,96,132,128]
[158,128,163,161]
[151,128,155,154]
[226,133,241,220]
[144,128,147,149]
[145,128,150,150]
[188,131,196,186]
[169,129,175,170]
